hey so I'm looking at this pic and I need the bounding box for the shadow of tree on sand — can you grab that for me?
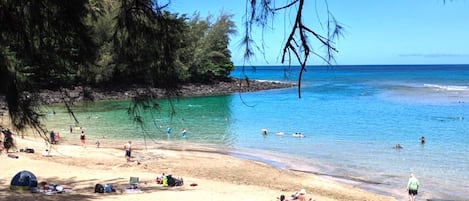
[1,176,105,201]
[1,175,194,201]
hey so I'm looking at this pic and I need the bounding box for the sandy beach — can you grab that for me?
[0,130,397,201]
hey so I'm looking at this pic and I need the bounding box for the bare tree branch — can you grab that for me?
[244,0,343,98]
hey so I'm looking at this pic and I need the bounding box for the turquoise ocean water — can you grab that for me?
[44,65,469,200]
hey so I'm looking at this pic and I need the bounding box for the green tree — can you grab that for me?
[85,0,118,84]
[189,13,236,83]
[112,0,186,90]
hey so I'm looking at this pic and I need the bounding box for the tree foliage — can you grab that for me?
[0,0,97,138]
[189,13,237,83]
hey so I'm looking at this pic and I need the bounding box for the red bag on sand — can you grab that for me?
[190,183,197,187]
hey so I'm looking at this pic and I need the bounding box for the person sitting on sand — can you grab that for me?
[279,189,314,201]
[297,189,314,201]
[42,149,50,157]
[39,181,50,191]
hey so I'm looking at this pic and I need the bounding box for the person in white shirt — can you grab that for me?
[124,141,132,162]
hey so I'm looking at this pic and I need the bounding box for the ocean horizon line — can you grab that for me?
[234,63,469,67]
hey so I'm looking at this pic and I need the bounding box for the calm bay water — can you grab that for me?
[44,65,469,200]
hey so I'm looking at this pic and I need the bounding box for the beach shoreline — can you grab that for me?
[0,131,397,201]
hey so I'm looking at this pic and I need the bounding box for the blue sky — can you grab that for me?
[169,0,469,65]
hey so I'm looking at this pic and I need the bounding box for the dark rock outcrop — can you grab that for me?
[37,78,295,104]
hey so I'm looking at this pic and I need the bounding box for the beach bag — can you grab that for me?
[167,175,176,187]
[94,183,104,193]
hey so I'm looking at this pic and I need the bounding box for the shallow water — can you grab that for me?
[44,65,469,200]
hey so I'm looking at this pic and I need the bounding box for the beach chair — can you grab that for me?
[129,177,139,189]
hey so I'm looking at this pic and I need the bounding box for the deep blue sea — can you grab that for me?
[44,65,469,201]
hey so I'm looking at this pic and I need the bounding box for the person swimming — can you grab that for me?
[420,136,425,144]
[292,132,304,138]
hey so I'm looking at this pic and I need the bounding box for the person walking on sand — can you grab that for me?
[124,141,132,162]
[54,132,60,144]
[49,129,56,144]
[80,131,86,147]
[407,173,420,201]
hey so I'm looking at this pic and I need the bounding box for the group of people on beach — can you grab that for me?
[279,189,314,201]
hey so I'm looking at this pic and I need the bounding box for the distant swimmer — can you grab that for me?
[261,128,268,135]
[420,136,425,144]
[181,128,187,137]
[166,127,172,134]
[292,132,304,138]
[394,144,403,149]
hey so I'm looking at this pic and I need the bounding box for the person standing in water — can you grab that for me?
[407,173,420,201]
[181,128,187,137]
[166,127,171,134]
